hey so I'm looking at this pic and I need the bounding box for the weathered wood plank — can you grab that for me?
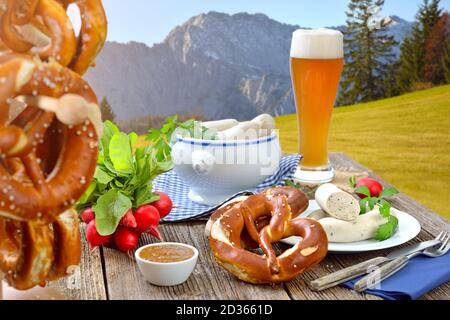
[103,222,290,300]
[283,255,381,300]
[286,153,449,300]
[48,225,107,300]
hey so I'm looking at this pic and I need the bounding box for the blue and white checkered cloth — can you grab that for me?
[154,155,302,222]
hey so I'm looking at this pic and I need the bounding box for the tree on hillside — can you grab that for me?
[383,60,401,98]
[444,40,450,83]
[338,0,397,106]
[423,12,450,84]
[100,97,116,122]
[397,0,443,92]
[397,35,420,92]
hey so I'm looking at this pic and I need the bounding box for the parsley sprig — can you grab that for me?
[355,185,399,214]
[145,116,218,162]
[375,202,399,241]
[353,183,400,241]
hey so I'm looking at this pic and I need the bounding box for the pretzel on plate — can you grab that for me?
[205,187,328,284]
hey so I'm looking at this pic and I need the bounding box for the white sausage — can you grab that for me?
[252,114,276,138]
[202,119,240,131]
[318,208,392,243]
[315,184,360,221]
[217,121,260,140]
[251,114,276,130]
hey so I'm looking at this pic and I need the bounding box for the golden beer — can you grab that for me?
[290,29,344,182]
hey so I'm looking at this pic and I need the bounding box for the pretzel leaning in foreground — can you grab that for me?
[206,187,328,284]
[0,0,106,290]
[0,53,101,289]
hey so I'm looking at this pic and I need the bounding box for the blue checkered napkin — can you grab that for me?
[153,155,302,222]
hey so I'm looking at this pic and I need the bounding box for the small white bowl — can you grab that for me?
[135,242,199,287]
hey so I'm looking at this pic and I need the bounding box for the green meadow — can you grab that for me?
[276,85,450,219]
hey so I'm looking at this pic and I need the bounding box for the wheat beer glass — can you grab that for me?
[290,29,344,183]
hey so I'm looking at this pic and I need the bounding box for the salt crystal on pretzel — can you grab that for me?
[24,94,103,137]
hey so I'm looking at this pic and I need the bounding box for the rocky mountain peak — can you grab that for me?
[85,12,413,122]
[389,15,410,25]
[165,11,297,73]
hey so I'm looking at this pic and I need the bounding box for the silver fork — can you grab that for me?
[355,231,450,292]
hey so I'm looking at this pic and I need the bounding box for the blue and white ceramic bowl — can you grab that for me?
[171,133,282,205]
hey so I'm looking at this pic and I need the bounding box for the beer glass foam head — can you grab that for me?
[290,28,344,60]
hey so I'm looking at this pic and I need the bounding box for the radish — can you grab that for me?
[355,178,383,199]
[146,225,162,241]
[86,220,111,251]
[80,208,95,224]
[114,227,139,252]
[152,192,173,218]
[120,209,137,228]
[134,205,160,233]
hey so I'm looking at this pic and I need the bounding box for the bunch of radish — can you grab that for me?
[81,192,173,253]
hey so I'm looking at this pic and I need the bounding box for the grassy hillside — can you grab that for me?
[276,85,450,219]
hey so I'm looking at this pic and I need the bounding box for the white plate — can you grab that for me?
[281,200,421,253]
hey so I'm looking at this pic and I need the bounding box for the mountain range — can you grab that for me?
[85,12,414,121]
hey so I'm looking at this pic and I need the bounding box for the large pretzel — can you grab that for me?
[0,209,80,289]
[205,187,328,284]
[0,0,105,291]
[0,145,80,289]
[0,53,101,222]
[0,0,107,74]
[60,0,107,74]
[0,53,101,289]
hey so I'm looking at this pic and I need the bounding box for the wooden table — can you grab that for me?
[49,153,450,300]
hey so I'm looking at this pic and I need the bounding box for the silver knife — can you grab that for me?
[309,239,441,291]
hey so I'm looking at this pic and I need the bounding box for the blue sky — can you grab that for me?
[88,0,450,46]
